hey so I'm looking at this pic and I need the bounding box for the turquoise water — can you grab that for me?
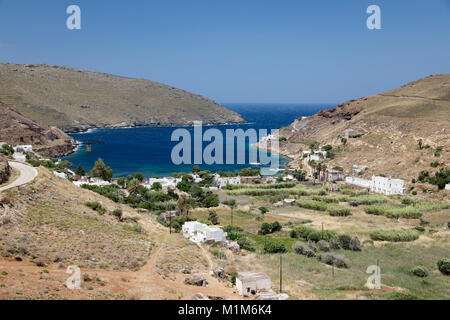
[64,103,332,178]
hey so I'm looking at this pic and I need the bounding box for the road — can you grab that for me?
[0,161,38,192]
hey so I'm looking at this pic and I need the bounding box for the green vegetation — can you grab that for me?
[259,222,282,235]
[84,201,106,215]
[290,225,339,242]
[364,204,422,219]
[75,165,86,176]
[410,266,429,278]
[0,144,14,156]
[370,229,420,242]
[418,167,450,190]
[90,158,113,182]
[326,205,351,217]
[437,259,450,275]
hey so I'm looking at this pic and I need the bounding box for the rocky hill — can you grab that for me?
[0,101,75,157]
[0,63,245,132]
[277,74,450,193]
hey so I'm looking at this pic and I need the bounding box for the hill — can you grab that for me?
[277,74,450,194]
[0,63,245,133]
[0,101,75,157]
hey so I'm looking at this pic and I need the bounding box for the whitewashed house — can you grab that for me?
[53,172,68,179]
[444,184,450,191]
[301,151,311,158]
[345,129,357,138]
[345,176,405,195]
[14,145,33,153]
[214,175,241,189]
[236,272,272,296]
[144,177,182,190]
[352,165,368,174]
[182,221,228,244]
[371,176,405,195]
[73,177,111,187]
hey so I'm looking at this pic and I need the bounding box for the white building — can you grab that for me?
[14,145,33,153]
[214,175,241,189]
[144,177,182,190]
[345,176,405,195]
[309,150,327,162]
[182,221,228,244]
[352,165,368,174]
[236,272,272,296]
[345,129,357,138]
[444,184,450,191]
[73,177,111,187]
[301,151,311,158]
[53,172,68,179]
[371,176,405,195]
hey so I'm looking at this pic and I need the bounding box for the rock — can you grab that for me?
[184,276,208,287]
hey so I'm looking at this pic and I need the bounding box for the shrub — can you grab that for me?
[291,225,338,242]
[364,204,422,219]
[259,207,269,214]
[386,292,418,300]
[330,238,341,250]
[85,201,106,215]
[263,239,287,254]
[327,205,351,217]
[293,242,316,257]
[307,231,321,243]
[112,209,123,221]
[414,226,425,232]
[349,237,362,251]
[317,240,330,252]
[410,266,429,278]
[318,253,350,268]
[370,229,420,242]
[437,259,450,275]
[259,222,282,235]
[296,200,328,211]
[339,235,352,250]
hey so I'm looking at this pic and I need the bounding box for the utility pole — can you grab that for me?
[321,223,324,240]
[169,214,172,234]
[231,208,233,226]
[279,255,283,293]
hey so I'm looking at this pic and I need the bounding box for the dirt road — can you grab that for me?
[0,161,38,192]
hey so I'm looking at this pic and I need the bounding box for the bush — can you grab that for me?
[307,231,321,243]
[349,237,362,251]
[259,207,269,214]
[437,259,450,275]
[293,242,316,257]
[339,235,352,250]
[330,238,341,250]
[370,229,420,242]
[410,266,429,278]
[263,239,287,254]
[317,240,330,252]
[318,253,350,268]
[296,200,328,212]
[259,222,282,235]
[111,209,123,221]
[85,201,106,215]
[327,205,351,217]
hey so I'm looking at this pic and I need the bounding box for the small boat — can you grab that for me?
[250,162,262,166]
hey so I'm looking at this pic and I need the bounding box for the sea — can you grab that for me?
[63,103,333,178]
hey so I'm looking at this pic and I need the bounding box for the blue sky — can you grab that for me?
[0,0,449,103]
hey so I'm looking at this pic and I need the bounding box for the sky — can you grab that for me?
[0,0,449,104]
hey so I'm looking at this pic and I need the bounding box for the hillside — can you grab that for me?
[0,63,245,133]
[277,74,450,194]
[0,101,75,157]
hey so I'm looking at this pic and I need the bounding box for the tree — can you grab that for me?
[151,182,162,191]
[117,177,125,188]
[309,141,320,151]
[293,170,307,181]
[341,137,347,146]
[191,165,201,174]
[208,210,219,225]
[90,158,114,182]
[177,194,192,217]
[135,172,144,182]
[57,160,72,170]
[75,164,86,176]
[127,178,141,196]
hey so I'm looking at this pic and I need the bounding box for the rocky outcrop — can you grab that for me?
[0,101,75,157]
[276,74,450,191]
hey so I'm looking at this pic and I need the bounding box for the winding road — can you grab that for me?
[0,161,38,192]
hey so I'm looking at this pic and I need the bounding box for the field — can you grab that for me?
[213,182,450,300]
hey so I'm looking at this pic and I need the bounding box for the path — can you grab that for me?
[0,161,38,192]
